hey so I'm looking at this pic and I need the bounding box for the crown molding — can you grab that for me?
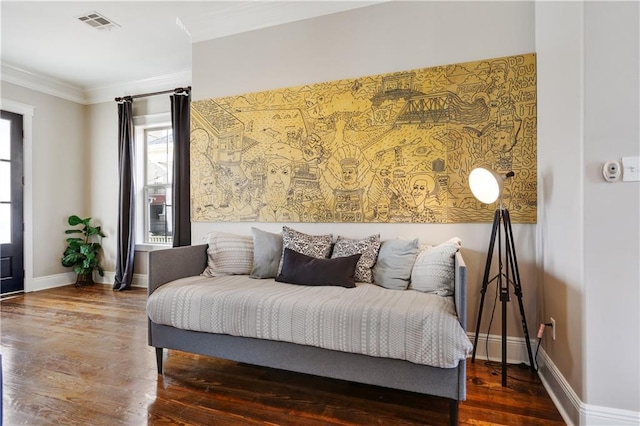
[1,63,192,105]
[183,1,384,43]
[85,69,192,104]
[1,63,87,104]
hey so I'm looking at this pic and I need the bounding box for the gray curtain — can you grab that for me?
[114,98,135,291]
[171,89,191,247]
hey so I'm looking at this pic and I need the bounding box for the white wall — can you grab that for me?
[192,1,538,339]
[583,0,639,415]
[535,3,586,422]
[1,81,86,287]
[536,0,640,422]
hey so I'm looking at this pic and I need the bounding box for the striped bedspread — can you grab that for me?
[147,275,473,368]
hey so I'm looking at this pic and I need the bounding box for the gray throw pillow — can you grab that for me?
[250,227,283,279]
[372,238,420,290]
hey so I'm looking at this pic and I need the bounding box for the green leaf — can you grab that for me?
[65,229,83,234]
[67,240,82,250]
[68,215,83,226]
[86,226,100,237]
[62,253,81,267]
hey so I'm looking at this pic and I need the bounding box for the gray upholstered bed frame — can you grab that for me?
[148,244,468,425]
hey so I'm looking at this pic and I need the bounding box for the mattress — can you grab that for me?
[147,275,473,368]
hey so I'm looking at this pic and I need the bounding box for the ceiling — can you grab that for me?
[1,1,382,104]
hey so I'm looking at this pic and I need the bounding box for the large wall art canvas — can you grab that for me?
[191,53,537,223]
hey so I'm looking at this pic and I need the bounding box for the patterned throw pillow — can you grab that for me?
[202,231,254,277]
[279,226,333,273]
[409,237,462,296]
[331,234,381,283]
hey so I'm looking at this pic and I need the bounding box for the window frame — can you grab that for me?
[133,113,174,249]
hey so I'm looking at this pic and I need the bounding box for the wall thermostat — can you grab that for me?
[603,160,621,182]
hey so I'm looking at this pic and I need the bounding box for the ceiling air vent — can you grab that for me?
[77,11,120,31]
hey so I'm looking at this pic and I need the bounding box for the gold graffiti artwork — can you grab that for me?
[191,53,537,223]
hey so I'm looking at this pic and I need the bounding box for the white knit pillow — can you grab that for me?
[409,237,461,296]
[202,231,253,277]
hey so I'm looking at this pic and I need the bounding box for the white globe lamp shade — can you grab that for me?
[469,167,504,204]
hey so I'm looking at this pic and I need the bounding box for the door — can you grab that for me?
[1,110,24,295]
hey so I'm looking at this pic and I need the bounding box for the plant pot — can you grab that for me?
[75,274,94,287]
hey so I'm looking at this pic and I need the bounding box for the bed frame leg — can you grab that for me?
[155,347,164,374]
[449,399,459,426]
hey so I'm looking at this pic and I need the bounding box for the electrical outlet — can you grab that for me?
[550,317,556,340]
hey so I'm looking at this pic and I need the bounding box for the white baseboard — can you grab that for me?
[96,271,148,288]
[24,271,148,292]
[468,331,539,366]
[582,405,640,425]
[539,347,640,425]
[26,272,75,292]
[475,334,640,426]
[537,346,581,426]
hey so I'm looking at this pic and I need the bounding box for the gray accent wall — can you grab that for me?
[192,0,537,355]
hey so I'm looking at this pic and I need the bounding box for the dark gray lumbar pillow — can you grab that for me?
[276,248,361,288]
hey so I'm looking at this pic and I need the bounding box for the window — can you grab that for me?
[134,114,173,246]
[144,127,173,244]
[0,117,11,243]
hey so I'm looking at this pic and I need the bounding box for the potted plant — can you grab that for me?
[61,215,106,287]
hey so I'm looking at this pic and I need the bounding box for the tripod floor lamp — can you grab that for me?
[468,167,535,387]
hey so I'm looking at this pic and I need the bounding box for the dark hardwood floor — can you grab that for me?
[1,285,565,425]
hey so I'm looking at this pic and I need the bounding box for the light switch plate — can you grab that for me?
[622,156,640,182]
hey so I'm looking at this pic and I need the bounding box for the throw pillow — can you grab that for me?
[409,237,462,296]
[331,234,381,283]
[276,248,361,288]
[202,231,253,277]
[372,238,420,290]
[250,227,283,279]
[279,226,333,272]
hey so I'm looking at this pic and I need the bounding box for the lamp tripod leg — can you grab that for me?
[501,280,508,386]
[471,209,501,363]
[503,209,536,372]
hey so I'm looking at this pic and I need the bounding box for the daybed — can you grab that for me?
[147,228,472,425]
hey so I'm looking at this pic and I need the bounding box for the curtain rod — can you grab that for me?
[115,86,191,103]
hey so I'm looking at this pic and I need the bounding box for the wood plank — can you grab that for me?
[0,284,565,425]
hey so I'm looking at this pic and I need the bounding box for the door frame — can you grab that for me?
[1,99,34,292]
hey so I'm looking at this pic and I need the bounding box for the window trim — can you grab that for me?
[134,113,173,248]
